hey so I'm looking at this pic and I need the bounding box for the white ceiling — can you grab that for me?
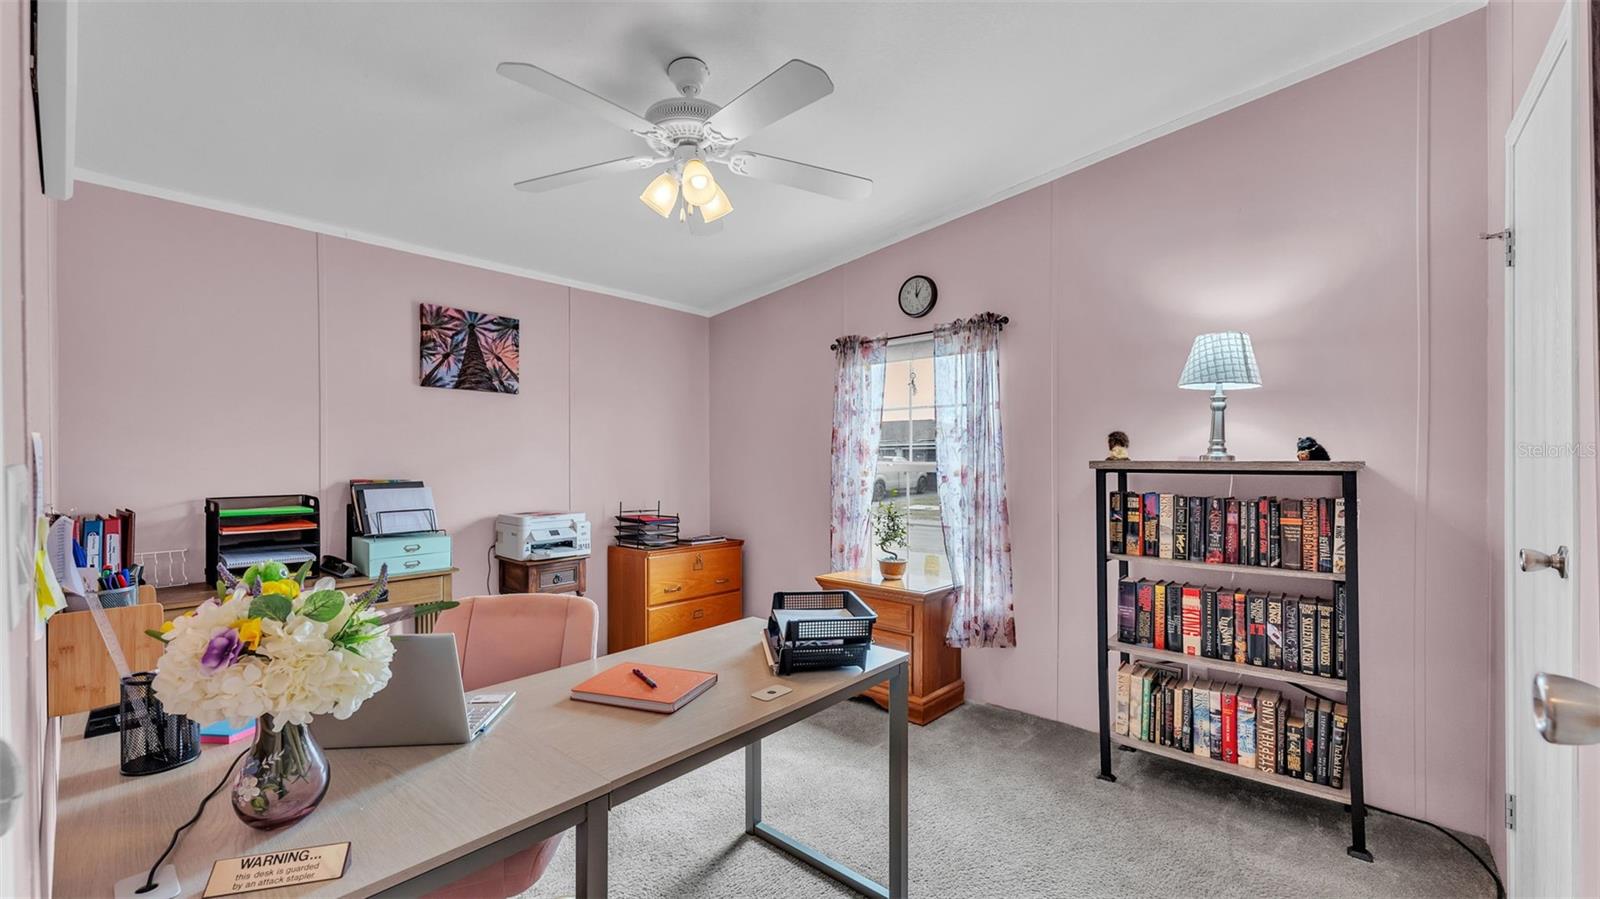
[74,1,1480,315]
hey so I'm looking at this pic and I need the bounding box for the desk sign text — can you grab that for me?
[202,842,351,897]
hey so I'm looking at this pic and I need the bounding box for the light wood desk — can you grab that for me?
[53,618,909,898]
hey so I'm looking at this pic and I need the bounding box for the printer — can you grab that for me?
[495,512,592,561]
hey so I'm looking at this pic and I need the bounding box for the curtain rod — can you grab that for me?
[828,314,1010,352]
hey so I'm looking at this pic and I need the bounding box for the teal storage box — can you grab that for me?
[352,532,452,577]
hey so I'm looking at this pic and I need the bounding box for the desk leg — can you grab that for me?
[889,663,908,899]
[576,796,608,899]
[745,741,762,832]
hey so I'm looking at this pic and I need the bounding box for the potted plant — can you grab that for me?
[872,503,909,579]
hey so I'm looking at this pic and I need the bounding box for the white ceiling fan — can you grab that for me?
[497,56,872,234]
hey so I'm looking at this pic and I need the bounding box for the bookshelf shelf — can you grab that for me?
[1109,734,1350,804]
[1105,638,1348,693]
[1105,553,1344,583]
[1092,460,1370,862]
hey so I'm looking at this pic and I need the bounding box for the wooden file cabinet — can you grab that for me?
[815,568,964,725]
[607,540,743,652]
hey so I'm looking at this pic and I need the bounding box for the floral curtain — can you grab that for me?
[830,335,888,572]
[934,313,1016,648]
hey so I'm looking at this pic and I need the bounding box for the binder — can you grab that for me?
[82,517,104,570]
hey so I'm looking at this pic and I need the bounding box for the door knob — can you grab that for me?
[1520,546,1569,578]
[1533,673,1600,744]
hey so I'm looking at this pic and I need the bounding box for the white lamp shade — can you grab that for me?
[1178,331,1262,390]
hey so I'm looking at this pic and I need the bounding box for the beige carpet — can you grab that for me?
[521,700,1498,898]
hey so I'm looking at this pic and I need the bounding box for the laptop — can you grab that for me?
[311,634,515,748]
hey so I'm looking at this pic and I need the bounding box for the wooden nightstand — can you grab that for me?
[497,554,588,596]
[814,568,964,725]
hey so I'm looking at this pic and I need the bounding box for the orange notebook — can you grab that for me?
[569,663,717,713]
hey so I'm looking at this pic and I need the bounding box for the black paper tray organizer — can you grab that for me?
[765,590,877,674]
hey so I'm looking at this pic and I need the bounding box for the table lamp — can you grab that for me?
[1178,331,1261,461]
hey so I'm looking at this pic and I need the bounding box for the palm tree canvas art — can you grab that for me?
[419,303,520,394]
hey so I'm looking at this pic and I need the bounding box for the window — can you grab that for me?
[874,340,947,577]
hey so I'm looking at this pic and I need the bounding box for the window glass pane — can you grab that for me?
[873,346,947,580]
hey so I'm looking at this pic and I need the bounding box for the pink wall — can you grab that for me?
[711,13,1493,836]
[1482,0,1571,871]
[53,184,711,642]
[0,0,55,892]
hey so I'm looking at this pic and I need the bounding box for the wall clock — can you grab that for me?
[898,275,936,318]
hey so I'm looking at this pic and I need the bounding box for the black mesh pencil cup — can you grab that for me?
[119,671,201,776]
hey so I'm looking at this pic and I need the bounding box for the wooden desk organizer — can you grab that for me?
[46,585,166,717]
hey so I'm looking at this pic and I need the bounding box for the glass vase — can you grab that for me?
[231,715,330,830]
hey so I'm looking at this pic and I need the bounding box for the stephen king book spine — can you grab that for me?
[1316,602,1335,677]
[1192,680,1212,758]
[1165,582,1183,651]
[1108,491,1125,554]
[1233,590,1249,664]
[1301,498,1319,573]
[1334,582,1347,679]
[1244,500,1258,567]
[1125,493,1142,557]
[1208,684,1224,760]
[1117,580,1137,643]
[1181,584,1202,656]
[1266,594,1284,669]
[1315,697,1333,785]
[1299,599,1318,675]
[1224,498,1241,564]
[1286,720,1305,778]
[1237,687,1259,769]
[1136,580,1155,646]
[1158,493,1175,560]
[1172,494,1189,560]
[1333,497,1347,574]
[1246,593,1268,667]
[1187,497,1205,561]
[1283,596,1302,673]
[1114,663,1131,736]
[1268,498,1282,567]
[1205,498,1225,564]
[1220,684,1239,764]
[1142,493,1160,557]
[1200,587,1219,658]
[1256,691,1281,774]
[1179,679,1194,752]
[1215,590,1234,663]
[1257,497,1271,567]
[1329,702,1349,789]
[1302,700,1319,782]
[1280,500,1303,570]
[1153,581,1168,651]
[1316,497,1333,573]
[1275,696,1289,774]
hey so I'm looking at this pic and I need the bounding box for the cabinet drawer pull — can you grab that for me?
[403,559,422,569]
[714,577,730,585]
[692,608,705,619]
[403,543,422,553]
[663,585,683,593]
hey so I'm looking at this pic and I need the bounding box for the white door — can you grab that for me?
[1505,4,1581,897]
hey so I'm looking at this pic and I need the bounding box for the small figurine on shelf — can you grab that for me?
[1296,436,1331,461]
[1106,431,1130,461]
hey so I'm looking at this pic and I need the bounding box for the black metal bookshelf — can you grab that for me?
[1090,459,1370,862]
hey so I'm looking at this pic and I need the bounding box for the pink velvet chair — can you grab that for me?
[424,592,599,899]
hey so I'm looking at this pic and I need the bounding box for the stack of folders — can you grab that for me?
[72,509,137,572]
[351,479,438,536]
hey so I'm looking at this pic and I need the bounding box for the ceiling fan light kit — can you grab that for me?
[499,54,872,234]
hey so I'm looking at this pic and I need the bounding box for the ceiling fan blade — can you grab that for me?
[497,62,659,136]
[704,60,833,143]
[725,152,872,201]
[514,156,664,194]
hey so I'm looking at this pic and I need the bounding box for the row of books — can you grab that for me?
[71,510,137,572]
[1116,662,1349,789]
[1118,579,1346,679]
[1109,493,1346,573]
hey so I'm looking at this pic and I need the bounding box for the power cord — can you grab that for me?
[486,542,495,594]
[136,750,247,894]
[1367,804,1504,899]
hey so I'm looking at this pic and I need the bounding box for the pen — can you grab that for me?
[631,667,658,689]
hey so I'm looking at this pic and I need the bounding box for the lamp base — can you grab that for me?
[1198,452,1236,462]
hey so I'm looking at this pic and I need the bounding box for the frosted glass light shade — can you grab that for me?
[639,171,678,217]
[681,159,719,206]
[1178,331,1262,391]
[699,186,733,223]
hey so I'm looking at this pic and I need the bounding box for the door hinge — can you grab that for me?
[1506,793,1516,831]
[1481,229,1514,267]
